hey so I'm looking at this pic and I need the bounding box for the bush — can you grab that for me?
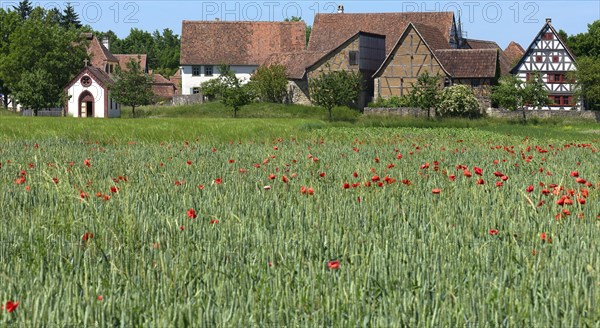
[309,69,363,121]
[200,78,226,101]
[436,85,481,118]
[368,96,414,108]
[249,65,288,103]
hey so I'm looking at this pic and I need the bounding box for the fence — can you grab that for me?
[21,108,64,117]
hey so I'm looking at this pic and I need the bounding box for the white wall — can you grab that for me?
[66,74,107,118]
[181,65,257,95]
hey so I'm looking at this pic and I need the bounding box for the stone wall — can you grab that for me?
[171,94,204,106]
[285,80,311,105]
[486,108,600,121]
[364,107,434,118]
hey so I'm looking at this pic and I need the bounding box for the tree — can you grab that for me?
[491,73,549,120]
[574,57,600,110]
[309,69,363,120]
[409,71,442,119]
[0,7,87,111]
[218,65,253,118]
[0,8,21,109]
[436,85,481,118]
[110,59,155,117]
[14,68,64,115]
[60,3,82,29]
[561,20,600,58]
[249,64,288,103]
[13,0,32,20]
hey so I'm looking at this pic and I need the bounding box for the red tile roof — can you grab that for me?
[464,38,512,75]
[435,49,498,78]
[307,12,455,55]
[114,54,147,72]
[503,41,525,65]
[263,51,329,79]
[86,34,118,68]
[180,21,306,66]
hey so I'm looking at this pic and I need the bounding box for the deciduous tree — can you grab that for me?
[110,59,155,117]
[309,69,362,121]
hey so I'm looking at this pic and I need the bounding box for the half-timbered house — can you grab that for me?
[511,18,578,110]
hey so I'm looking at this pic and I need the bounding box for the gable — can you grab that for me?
[64,66,113,91]
[511,23,577,73]
[373,24,449,79]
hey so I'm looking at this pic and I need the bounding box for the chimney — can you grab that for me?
[546,18,552,24]
[102,37,109,50]
[337,4,344,13]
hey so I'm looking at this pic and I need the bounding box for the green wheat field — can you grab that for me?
[0,115,598,326]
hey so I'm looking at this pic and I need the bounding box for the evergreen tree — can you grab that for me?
[60,3,82,29]
[13,0,33,20]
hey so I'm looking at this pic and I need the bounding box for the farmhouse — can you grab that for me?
[511,18,579,110]
[179,20,306,95]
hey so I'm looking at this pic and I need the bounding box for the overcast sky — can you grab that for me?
[2,1,598,48]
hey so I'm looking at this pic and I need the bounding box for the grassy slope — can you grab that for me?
[1,103,598,143]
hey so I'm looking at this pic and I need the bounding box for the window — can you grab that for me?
[471,79,481,87]
[548,73,565,84]
[542,33,553,40]
[192,87,200,94]
[205,66,213,76]
[562,96,572,105]
[535,56,542,62]
[349,51,358,66]
[552,56,559,63]
[525,73,531,81]
[192,66,201,76]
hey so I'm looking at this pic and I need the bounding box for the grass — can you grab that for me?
[0,125,598,326]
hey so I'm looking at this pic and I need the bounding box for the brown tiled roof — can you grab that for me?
[64,66,114,91]
[435,49,498,78]
[412,23,452,50]
[180,21,306,65]
[464,38,512,75]
[503,41,525,65]
[263,51,329,79]
[152,73,174,85]
[307,12,454,55]
[114,54,147,72]
[87,34,118,68]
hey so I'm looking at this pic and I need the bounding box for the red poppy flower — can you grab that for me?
[495,181,503,187]
[198,184,204,190]
[371,175,380,182]
[211,148,217,152]
[474,167,483,176]
[273,146,278,150]
[300,186,307,194]
[501,175,509,181]
[281,175,289,183]
[353,172,359,178]
[575,177,586,184]
[80,192,89,199]
[307,187,314,195]
[526,185,534,193]
[488,229,499,236]
[3,301,19,313]
[327,260,340,270]
[15,177,26,184]
[215,178,222,184]
[84,159,91,167]
[187,208,197,219]
[420,162,430,169]
[343,183,350,189]
[493,171,503,177]
[432,188,441,194]
[82,231,94,242]
[180,225,185,231]
[357,197,361,203]
[103,194,110,201]
[570,171,579,177]
[109,186,119,193]
[396,153,403,159]
[268,173,276,180]
[580,189,589,198]
[477,179,485,185]
[319,172,326,178]
[186,160,192,165]
[374,157,380,163]
[228,159,235,163]
[210,219,220,224]
[97,295,103,301]
[402,179,411,185]
[52,177,59,184]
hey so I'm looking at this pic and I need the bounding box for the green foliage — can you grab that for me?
[0,7,87,111]
[309,69,363,120]
[522,73,550,109]
[13,0,32,20]
[216,64,253,118]
[249,64,288,103]
[436,84,481,118]
[110,59,155,117]
[200,78,226,101]
[562,20,600,59]
[574,57,600,110]
[60,2,82,29]
[368,96,414,108]
[491,73,549,120]
[409,71,442,118]
[14,68,64,114]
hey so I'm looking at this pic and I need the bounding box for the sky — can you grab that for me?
[1,1,598,49]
